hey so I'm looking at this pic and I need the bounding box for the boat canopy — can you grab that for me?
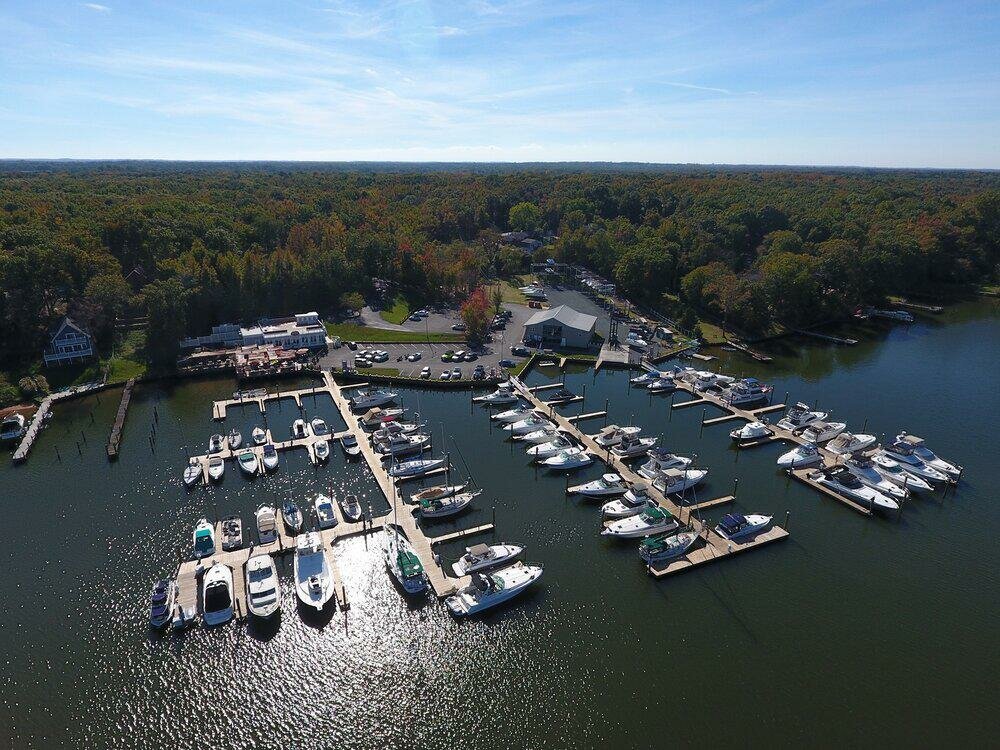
[467,543,491,557]
[398,550,424,578]
[719,513,747,533]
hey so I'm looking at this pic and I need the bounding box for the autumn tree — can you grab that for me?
[460,288,491,346]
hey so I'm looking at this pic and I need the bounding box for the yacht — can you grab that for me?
[776,442,823,468]
[314,495,338,529]
[545,388,577,404]
[314,439,330,462]
[202,563,234,627]
[542,448,593,470]
[294,532,334,610]
[371,421,421,441]
[776,403,828,433]
[625,334,648,351]
[359,407,405,428]
[871,454,933,492]
[411,484,467,503]
[192,518,215,559]
[227,428,242,450]
[878,442,949,483]
[182,458,201,487]
[630,372,658,388]
[520,426,561,444]
[826,431,877,455]
[594,425,641,449]
[639,448,692,479]
[691,371,735,391]
[648,377,677,394]
[715,513,773,541]
[873,308,914,323]
[611,436,658,458]
[526,435,575,460]
[291,419,309,439]
[0,413,26,442]
[418,490,480,518]
[207,456,225,480]
[282,501,303,533]
[446,563,544,617]
[722,378,773,406]
[384,526,428,595]
[208,434,225,453]
[452,543,524,576]
[251,426,267,445]
[245,554,280,619]
[810,466,899,512]
[638,531,699,563]
[895,433,960,479]
[491,405,532,423]
[340,433,361,457]
[149,579,177,629]
[730,421,772,443]
[568,473,628,498]
[388,457,447,478]
[602,491,656,520]
[474,385,519,405]
[256,504,279,544]
[376,433,431,456]
[262,443,279,471]
[504,413,554,436]
[310,417,329,435]
[221,515,243,551]
[236,450,259,476]
[602,505,679,539]
[350,389,398,411]
[339,494,363,523]
[800,421,847,444]
[843,456,909,500]
[654,467,708,496]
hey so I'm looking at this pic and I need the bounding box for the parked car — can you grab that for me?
[441,351,454,362]
[451,323,467,331]
[406,352,422,362]
[409,314,421,322]
[499,359,516,368]
[440,370,451,380]
[463,352,478,361]
[511,345,529,356]
[420,367,430,379]
[347,341,358,350]
[416,309,430,317]
[451,367,462,379]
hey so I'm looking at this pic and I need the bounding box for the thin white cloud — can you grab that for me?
[83,3,111,11]
[435,26,466,37]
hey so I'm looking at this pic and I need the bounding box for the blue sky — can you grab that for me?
[1,0,998,167]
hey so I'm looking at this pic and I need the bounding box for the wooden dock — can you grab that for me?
[789,468,873,516]
[106,378,135,459]
[794,329,858,345]
[11,397,52,463]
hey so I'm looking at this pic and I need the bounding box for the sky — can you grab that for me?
[0,0,998,168]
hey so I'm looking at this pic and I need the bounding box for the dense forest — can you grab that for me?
[1,162,997,389]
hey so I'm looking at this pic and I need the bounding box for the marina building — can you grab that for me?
[522,304,597,349]
[180,312,327,351]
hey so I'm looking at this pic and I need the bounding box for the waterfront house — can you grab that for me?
[43,317,95,366]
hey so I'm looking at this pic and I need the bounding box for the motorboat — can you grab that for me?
[648,377,677,394]
[722,378,773,406]
[202,563,234,626]
[625,334,648,351]
[545,388,577,404]
[251,426,267,445]
[262,443,279,471]
[568,473,628,498]
[384,526,428,595]
[182,458,201,487]
[654,467,708,496]
[294,532,334,610]
[715,513,773,540]
[245,554,280,619]
[871,454,933,492]
[520,426,561,444]
[207,456,225,480]
[310,417,329,435]
[810,466,899,512]
[359,407,404,428]
[730,421,772,443]
[776,402,828,433]
[418,490,480,518]
[446,562,544,617]
[221,515,243,551]
[611,436,658,458]
[227,428,242,450]
[339,494,363,523]
[474,385,519,405]
[282,501,303,533]
[350,389,398,411]
[601,505,679,538]
[256,504,279,544]
[314,439,330,462]
[192,518,215,558]
[504,413,554,436]
[314,495,338,529]
[291,419,309,439]
[800,421,847,444]
[872,308,914,323]
[630,372,658,387]
[208,433,225,453]
[491,405,532,423]
[452,543,524,576]
[639,447,692,479]
[371,421,422,441]
[236,449,259,476]
[149,579,176,629]
[341,433,361,457]
[376,433,431,456]
[826,431,877,455]
[411,484,466,504]
[776,442,823,468]
[541,447,593,470]
[526,435,575,460]
[388,457,447,478]
[638,531,699,563]
[894,433,960,480]
[0,413,26,442]
[601,483,655,519]
[843,456,909,500]
[878,442,949,483]
[594,425,642,449]
[691,371,735,391]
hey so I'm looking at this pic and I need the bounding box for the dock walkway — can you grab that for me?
[12,396,53,463]
[106,378,136,459]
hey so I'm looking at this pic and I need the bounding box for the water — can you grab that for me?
[2,301,997,748]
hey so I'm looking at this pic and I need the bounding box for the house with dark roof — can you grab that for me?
[523,304,597,349]
[43,317,95,366]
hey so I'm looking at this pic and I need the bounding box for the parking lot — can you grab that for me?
[321,340,529,381]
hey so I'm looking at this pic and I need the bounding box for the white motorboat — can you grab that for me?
[245,554,280,619]
[339,494,363,523]
[638,531,699,563]
[377,433,431,456]
[639,447,692,479]
[826,431,877,455]
[192,518,215,558]
[800,421,847,444]
[227,428,242,450]
[594,425,641,449]
[371,421,421,441]
[256,504,279,544]
[149,579,176,629]
[208,433,224,453]
[340,433,361,457]
[872,308,914,323]
[182,458,201,487]
[568,473,628,498]
[221,515,243,551]
[654,467,708,496]
[722,378,772,406]
[601,483,655,519]
[452,543,524,576]
[294,532,334,610]
[491,405,532,423]
[207,456,225,481]
[504,413,554,436]
[0,413,26,442]
[359,407,404,428]
[625,334,648,351]
[350,389,398,411]
[388,457,447,478]
[843,456,909,500]
[776,402,828,433]
[648,377,677,394]
[418,489,480,518]
[611,436,658,458]
[282,501,303,533]
[895,433,960,479]
[871,454,933,492]
[879,442,949,483]
[314,495,338,529]
[202,563,234,627]
[314,439,330,462]
[446,562,544,617]
[251,426,267,445]
[810,466,899,512]
[262,443,279,471]
[310,417,329,435]
[384,526,427,595]
[715,513,773,540]
[630,372,658,387]
[730,421,772,443]
[236,449,259,476]
[776,442,823,468]
[474,385,519,405]
[602,505,679,539]
[520,426,561,444]
[291,419,309,439]
[691,371,735,391]
[542,447,593,470]
[526,435,575,460]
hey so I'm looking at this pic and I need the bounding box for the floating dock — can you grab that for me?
[106,378,136,459]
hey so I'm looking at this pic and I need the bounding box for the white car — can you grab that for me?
[451,367,462,379]
[440,370,451,380]
[373,351,389,363]
[454,350,466,359]
[416,309,430,317]
[420,367,431,379]
[407,352,422,362]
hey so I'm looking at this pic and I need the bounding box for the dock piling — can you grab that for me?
[784,510,790,530]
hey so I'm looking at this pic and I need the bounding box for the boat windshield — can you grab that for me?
[205,583,231,612]
[248,566,273,583]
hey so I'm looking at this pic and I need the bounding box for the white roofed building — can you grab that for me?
[523,305,597,349]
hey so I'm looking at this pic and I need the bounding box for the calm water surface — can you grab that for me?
[2,301,997,748]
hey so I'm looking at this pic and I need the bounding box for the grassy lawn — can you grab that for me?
[325,322,464,344]
[357,367,400,377]
[379,295,411,325]
[697,321,727,345]
[496,281,528,305]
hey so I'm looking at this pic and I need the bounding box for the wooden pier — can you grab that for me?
[794,329,858,345]
[12,397,52,463]
[106,378,136,459]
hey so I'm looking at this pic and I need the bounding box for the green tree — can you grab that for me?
[490,285,503,316]
[509,202,542,233]
[757,252,821,326]
[141,278,188,364]
[340,292,365,316]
